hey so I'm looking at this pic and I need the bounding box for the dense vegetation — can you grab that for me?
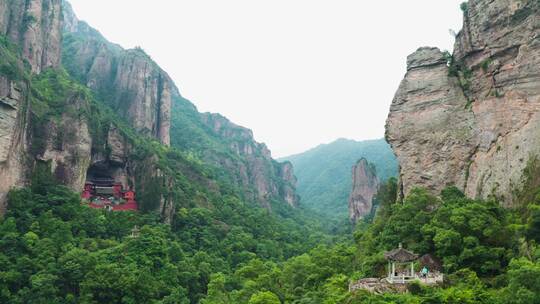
[4,167,540,303]
[281,138,397,219]
[0,170,338,303]
[196,179,540,303]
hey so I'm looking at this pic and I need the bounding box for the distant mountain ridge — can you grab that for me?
[281,138,397,218]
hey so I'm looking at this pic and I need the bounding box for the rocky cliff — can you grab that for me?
[0,0,65,213]
[349,158,379,222]
[386,0,539,205]
[61,1,171,146]
[0,0,299,217]
[0,0,179,218]
[200,113,299,208]
[0,0,62,73]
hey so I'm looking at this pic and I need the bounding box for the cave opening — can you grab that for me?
[82,161,138,211]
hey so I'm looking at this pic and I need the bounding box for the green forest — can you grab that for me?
[3,170,540,303]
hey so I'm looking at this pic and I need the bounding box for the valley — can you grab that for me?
[0,0,539,303]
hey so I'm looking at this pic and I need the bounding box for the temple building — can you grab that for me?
[81,161,137,211]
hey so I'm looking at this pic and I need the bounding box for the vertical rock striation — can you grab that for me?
[0,75,28,214]
[0,0,62,73]
[349,158,379,222]
[61,4,172,145]
[0,0,301,217]
[386,0,540,205]
[0,0,64,212]
[200,113,299,208]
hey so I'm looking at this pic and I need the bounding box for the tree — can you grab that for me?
[248,291,281,304]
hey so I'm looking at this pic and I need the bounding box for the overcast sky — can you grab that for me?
[68,0,464,158]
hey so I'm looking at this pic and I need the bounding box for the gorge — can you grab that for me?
[0,0,539,303]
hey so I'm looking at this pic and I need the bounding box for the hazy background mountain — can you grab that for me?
[280,138,398,218]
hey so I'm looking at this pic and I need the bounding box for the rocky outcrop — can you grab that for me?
[61,6,172,146]
[0,76,28,214]
[0,0,300,218]
[386,0,540,205]
[0,0,62,73]
[349,158,379,222]
[37,95,93,191]
[0,0,64,211]
[386,47,476,201]
[201,113,299,207]
[279,161,298,207]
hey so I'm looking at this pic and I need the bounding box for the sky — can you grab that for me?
[68,0,464,158]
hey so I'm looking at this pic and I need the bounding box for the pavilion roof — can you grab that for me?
[384,245,418,262]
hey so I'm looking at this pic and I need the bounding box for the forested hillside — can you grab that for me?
[282,138,397,218]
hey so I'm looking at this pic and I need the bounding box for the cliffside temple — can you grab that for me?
[82,178,137,211]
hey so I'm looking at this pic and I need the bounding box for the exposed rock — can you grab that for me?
[386,0,540,205]
[406,47,447,70]
[201,113,299,207]
[349,158,379,222]
[39,95,92,191]
[0,76,28,214]
[61,6,172,145]
[107,125,128,164]
[279,161,298,207]
[348,278,408,294]
[0,0,62,73]
[386,47,476,199]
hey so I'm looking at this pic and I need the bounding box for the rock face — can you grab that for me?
[37,95,93,192]
[0,76,28,214]
[0,0,62,73]
[0,0,65,213]
[200,113,299,207]
[0,0,300,217]
[62,6,172,146]
[349,158,379,222]
[386,0,540,205]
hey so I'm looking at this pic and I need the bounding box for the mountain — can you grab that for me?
[281,138,397,218]
[61,1,298,211]
[0,0,298,220]
[386,0,539,205]
[0,1,328,302]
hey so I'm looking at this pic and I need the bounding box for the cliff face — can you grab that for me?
[386,0,539,205]
[0,74,27,214]
[0,0,62,73]
[0,0,65,213]
[0,0,299,217]
[61,3,172,146]
[200,113,299,208]
[0,0,176,217]
[349,158,379,222]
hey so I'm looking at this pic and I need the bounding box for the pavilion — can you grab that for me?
[384,243,418,283]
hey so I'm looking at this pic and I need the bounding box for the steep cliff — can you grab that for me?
[348,158,379,222]
[61,2,171,146]
[0,0,62,73]
[0,1,184,219]
[0,0,299,217]
[386,0,539,205]
[199,113,299,208]
[60,4,298,209]
[0,0,66,213]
